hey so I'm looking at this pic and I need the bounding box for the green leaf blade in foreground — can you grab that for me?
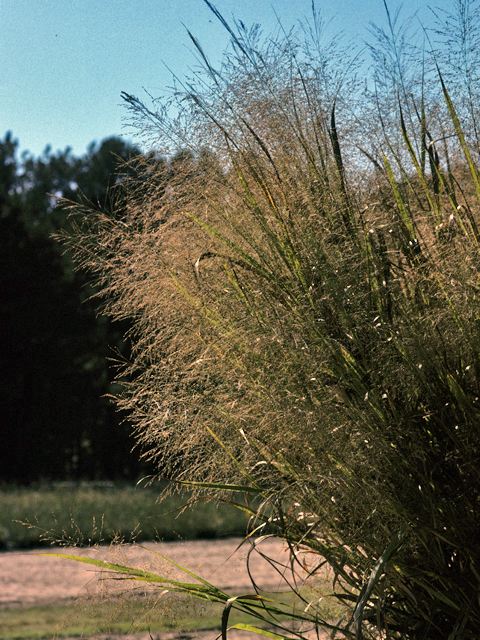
[353,526,407,640]
[438,67,480,209]
[398,105,439,221]
[35,553,226,597]
[229,623,293,639]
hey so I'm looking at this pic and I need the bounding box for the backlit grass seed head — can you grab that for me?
[57,1,480,637]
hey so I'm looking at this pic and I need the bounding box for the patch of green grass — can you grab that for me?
[0,482,249,549]
[0,598,228,639]
[0,604,72,639]
[0,581,345,639]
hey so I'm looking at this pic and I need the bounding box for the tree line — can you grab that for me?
[0,131,155,483]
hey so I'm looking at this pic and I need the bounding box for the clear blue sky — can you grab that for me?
[1,0,450,158]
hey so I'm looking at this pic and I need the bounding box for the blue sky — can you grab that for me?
[1,0,450,158]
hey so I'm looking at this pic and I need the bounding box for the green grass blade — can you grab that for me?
[229,623,294,639]
[329,102,355,237]
[222,595,267,640]
[381,153,417,246]
[175,480,265,494]
[204,425,263,489]
[221,592,321,640]
[35,553,218,593]
[399,105,439,221]
[185,212,275,284]
[135,544,229,593]
[352,526,407,640]
[438,67,480,206]
[401,574,461,611]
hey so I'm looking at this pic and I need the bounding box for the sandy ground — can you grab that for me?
[0,537,293,608]
[0,537,335,639]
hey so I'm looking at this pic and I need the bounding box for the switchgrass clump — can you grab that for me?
[57,1,480,637]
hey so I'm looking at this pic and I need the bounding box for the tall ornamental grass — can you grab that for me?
[56,1,480,637]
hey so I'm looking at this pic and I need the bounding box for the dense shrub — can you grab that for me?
[59,1,480,637]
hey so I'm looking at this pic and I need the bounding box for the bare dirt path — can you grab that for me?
[1,537,296,607]
[0,538,333,639]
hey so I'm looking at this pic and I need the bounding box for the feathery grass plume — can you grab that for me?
[57,1,480,637]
